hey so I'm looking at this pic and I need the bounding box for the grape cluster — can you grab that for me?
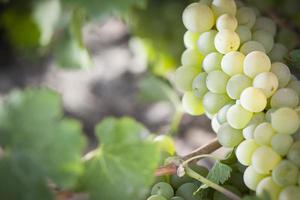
[175,0,300,199]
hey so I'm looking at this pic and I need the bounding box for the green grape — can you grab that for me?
[271,134,293,156]
[253,17,277,36]
[287,80,300,98]
[170,174,193,190]
[198,30,217,55]
[271,62,291,88]
[181,49,204,68]
[203,92,232,114]
[243,166,266,191]
[279,186,300,200]
[217,104,233,124]
[236,139,259,166]
[236,25,252,44]
[214,29,240,54]
[147,195,167,200]
[217,123,244,148]
[213,185,241,200]
[226,74,252,100]
[240,40,266,55]
[202,52,223,72]
[271,107,300,135]
[270,88,299,108]
[216,14,238,31]
[212,115,221,132]
[211,0,237,17]
[242,124,257,139]
[182,91,205,116]
[249,112,266,125]
[206,70,230,94]
[268,43,288,62]
[227,104,253,129]
[253,72,278,97]
[243,51,271,78]
[272,160,298,186]
[182,3,214,33]
[175,66,201,92]
[252,146,281,174]
[265,108,276,122]
[192,72,208,98]
[151,182,174,199]
[252,30,274,53]
[236,7,256,28]
[240,87,267,113]
[256,177,282,200]
[170,197,184,200]
[221,51,245,76]
[253,122,275,145]
[287,141,300,167]
[277,29,298,50]
[176,183,200,200]
[184,31,200,49]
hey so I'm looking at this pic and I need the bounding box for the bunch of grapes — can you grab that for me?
[174,0,300,199]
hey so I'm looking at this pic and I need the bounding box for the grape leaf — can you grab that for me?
[206,161,232,185]
[80,117,160,200]
[0,88,87,199]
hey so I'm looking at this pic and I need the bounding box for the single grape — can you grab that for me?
[221,51,245,76]
[287,141,300,167]
[216,14,238,31]
[192,72,208,98]
[252,30,274,53]
[253,17,277,36]
[202,52,223,72]
[253,72,278,97]
[254,122,275,145]
[217,104,233,124]
[147,195,167,200]
[203,92,232,114]
[252,146,281,174]
[182,3,214,32]
[243,51,271,78]
[217,123,244,148]
[182,91,205,116]
[248,112,266,125]
[214,29,240,54]
[279,186,300,200]
[213,185,241,200]
[236,7,256,28]
[151,182,174,199]
[256,177,282,200]
[206,70,229,94]
[271,88,299,108]
[240,40,265,55]
[243,166,266,191]
[227,104,253,129]
[236,25,252,44]
[268,43,288,62]
[174,66,200,92]
[211,0,237,17]
[170,175,193,190]
[271,107,300,135]
[271,62,291,88]
[272,160,298,186]
[226,74,252,100]
[236,139,259,166]
[184,31,200,49]
[176,183,200,200]
[271,134,293,156]
[181,49,204,68]
[198,30,217,55]
[287,80,300,98]
[242,124,257,139]
[240,87,267,113]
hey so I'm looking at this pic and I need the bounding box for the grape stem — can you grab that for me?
[185,166,241,200]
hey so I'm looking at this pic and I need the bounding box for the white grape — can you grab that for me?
[221,51,245,76]
[226,74,252,99]
[271,107,300,135]
[252,146,281,174]
[244,166,266,191]
[270,88,299,108]
[271,134,293,156]
[279,186,300,200]
[252,30,274,53]
[256,177,282,200]
[211,0,237,17]
[287,80,300,98]
[175,66,201,92]
[217,123,244,147]
[182,91,205,116]
[243,51,271,78]
[271,62,291,88]
[184,31,200,49]
[240,41,266,55]
[253,122,275,145]
[181,49,204,67]
[236,139,259,166]
[203,92,232,114]
[217,104,233,124]
[236,25,252,44]
[272,160,298,186]
[268,43,288,62]
[227,104,253,129]
[253,72,278,97]
[216,14,238,31]
[236,7,256,28]
[192,72,208,98]
[214,29,240,54]
[202,52,223,72]
[240,87,267,113]
[198,30,217,55]
[206,70,229,94]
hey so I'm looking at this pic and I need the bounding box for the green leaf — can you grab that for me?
[206,161,232,185]
[80,117,160,200]
[0,88,87,199]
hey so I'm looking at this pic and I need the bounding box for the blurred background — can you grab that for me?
[0,0,300,155]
